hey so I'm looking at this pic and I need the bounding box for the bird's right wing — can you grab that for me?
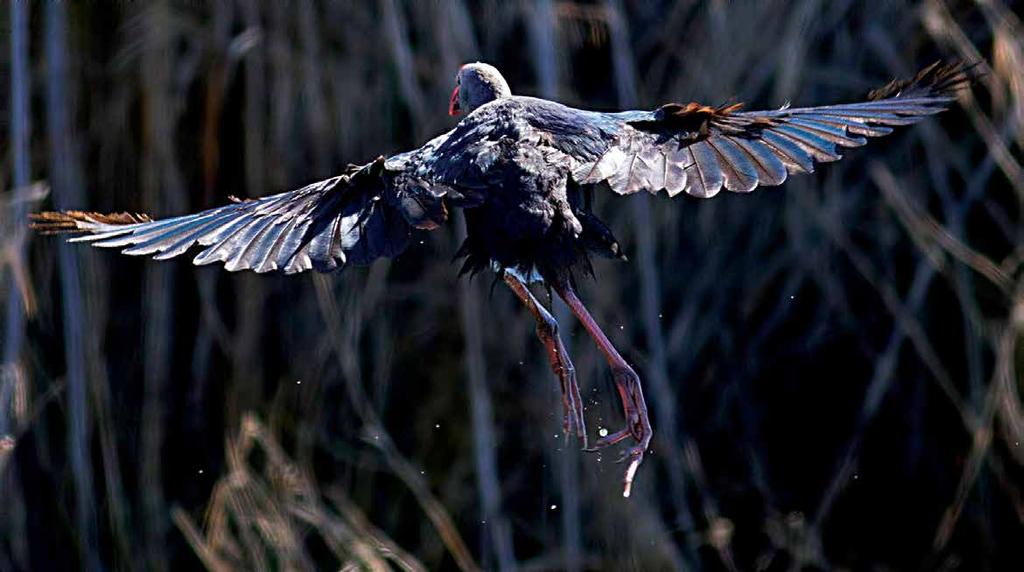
[547,62,975,198]
[30,153,458,275]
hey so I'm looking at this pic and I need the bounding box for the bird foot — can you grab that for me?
[582,367,652,496]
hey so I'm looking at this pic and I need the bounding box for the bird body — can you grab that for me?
[31,60,974,497]
[411,93,624,281]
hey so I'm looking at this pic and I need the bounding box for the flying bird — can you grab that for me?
[32,61,973,497]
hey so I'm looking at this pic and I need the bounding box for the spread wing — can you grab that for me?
[537,61,974,198]
[30,152,459,274]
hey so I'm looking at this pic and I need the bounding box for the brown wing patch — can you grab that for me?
[29,211,153,234]
[653,102,742,136]
[631,101,775,141]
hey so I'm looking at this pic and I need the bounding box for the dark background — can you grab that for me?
[2,1,1023,570]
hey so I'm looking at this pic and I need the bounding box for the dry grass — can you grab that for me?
[172,414,426,572]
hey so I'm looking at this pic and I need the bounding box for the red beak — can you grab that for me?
[448,86,461,116]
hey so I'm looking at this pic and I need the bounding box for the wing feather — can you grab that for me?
[644,146,667,192]
[149,211,249,260]
[223,217,280,272]
[731,136,788,186]
[685,142,724,198]
[89,210,228,247]
[706,137,759,193]
[767,125,842,162]
[664,147,690,197]
[758,131,816,174]
[785,117,868,146]
[193,215,269,267]
[794,113,894,137]
[248,216,296,273]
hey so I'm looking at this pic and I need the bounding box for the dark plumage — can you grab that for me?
[31,60,974,497]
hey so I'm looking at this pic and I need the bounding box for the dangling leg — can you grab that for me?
[503,271,588,448]
[553,279,652,498]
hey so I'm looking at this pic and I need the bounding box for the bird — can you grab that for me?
[31,60,974,497]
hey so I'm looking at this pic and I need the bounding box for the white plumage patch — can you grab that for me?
[493,261,544,284]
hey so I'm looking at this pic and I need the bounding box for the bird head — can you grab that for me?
[449,62,511,117]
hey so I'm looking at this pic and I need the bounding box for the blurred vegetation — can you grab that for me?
[2,1,1023,570]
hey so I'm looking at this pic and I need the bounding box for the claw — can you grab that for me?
[623,451,643,498]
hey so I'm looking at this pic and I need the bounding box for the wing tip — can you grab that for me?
[29,210,153,234]
[867,60,982,102]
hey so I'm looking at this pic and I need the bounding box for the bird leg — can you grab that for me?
[553,279,652,498]
[503,271,588,449]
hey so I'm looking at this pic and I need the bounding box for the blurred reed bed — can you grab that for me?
[1,1,1022,570]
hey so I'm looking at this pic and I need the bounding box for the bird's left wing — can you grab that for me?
[31,145,462,274]
[530,62,974,198]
